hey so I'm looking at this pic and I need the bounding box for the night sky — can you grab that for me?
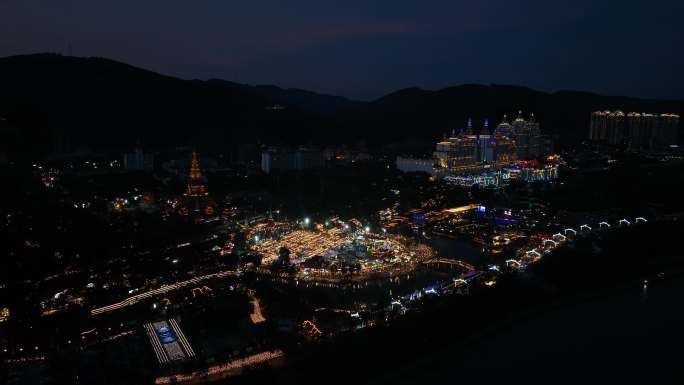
[1,0,683,100]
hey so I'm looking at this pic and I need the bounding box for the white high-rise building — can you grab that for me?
[590,110,679,151]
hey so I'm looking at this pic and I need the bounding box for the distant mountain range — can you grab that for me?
[0,53,682,158]
[251,84,363,114]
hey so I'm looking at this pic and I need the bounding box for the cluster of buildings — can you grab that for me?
[443,164,559,187]
[247,219,434,279]
[589,110,679,152]
[397,112,554,179]
[261,146,325,174]
[260,145,372,174]
[432,117,517,174]
[123,145,154,172]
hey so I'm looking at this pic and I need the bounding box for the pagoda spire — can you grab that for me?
[189,151,202,180]
[186,151,207,196]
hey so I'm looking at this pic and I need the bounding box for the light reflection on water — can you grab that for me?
[254,268,454,309]
[421,274,684,384]
[424,236,481,264]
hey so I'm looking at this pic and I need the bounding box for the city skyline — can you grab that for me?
[2,3,684,384]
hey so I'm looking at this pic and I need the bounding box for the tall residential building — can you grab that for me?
[123,146,154,172]
[589,110,625,146]
[498,111,543,159]
[590,110,679,151]
[395,157,436,175]
[261,146,325,174]
[659,113,680,148]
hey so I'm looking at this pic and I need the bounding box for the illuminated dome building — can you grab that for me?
[397,115,543,177]
[433,118,517,175]
[176,152,217,223]
[494,114,513,137]
[507,111,541,159]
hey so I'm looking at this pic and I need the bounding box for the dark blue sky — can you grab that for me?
[1,0,682,100]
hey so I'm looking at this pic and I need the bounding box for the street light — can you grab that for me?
[304,217,310,226]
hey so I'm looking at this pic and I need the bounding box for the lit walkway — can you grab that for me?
[91,270,238,315]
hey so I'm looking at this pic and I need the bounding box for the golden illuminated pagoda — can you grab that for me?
[177,152,217,221]
[185,152,207,196]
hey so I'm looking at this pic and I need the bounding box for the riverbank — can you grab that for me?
[373,268,684,385]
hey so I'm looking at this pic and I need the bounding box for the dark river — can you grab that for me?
[402,275,684,384]
[423,236,482,264]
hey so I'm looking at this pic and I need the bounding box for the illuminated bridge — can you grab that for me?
[91,270,238,316]
[423,258,475,271]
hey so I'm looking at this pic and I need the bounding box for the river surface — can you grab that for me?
[415,275,684,384]
[424,236,481,264]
